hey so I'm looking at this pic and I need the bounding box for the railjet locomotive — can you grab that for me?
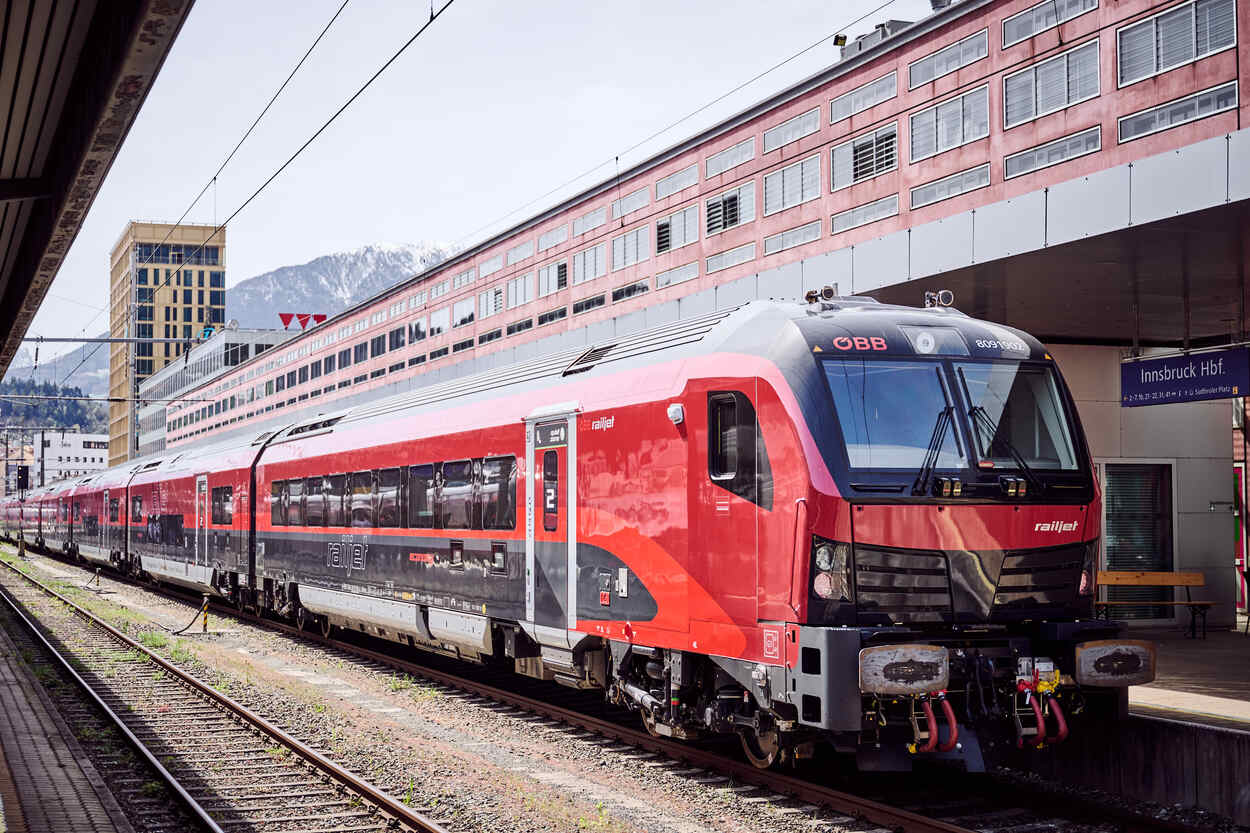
[1,297,1154,770]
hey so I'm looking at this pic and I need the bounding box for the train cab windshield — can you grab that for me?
[822,357,1082,493]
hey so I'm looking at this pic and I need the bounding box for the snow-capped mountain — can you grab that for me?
[226,243,453,330]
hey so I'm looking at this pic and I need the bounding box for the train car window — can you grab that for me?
[211,486,233,525]
[270,480,286,526]
[305,478,325,527]
[439,461,474,530]
[377,468,403,528]
[326,475,346,527]
[108,499,119,523]
[542,450,559,532]
[287,479,305,526]
[409,465,436,528]
[349,471,375,527]
[707,391,774,511]
[131,495,142,522]
[480,456,517,530]
[73,502,81,522]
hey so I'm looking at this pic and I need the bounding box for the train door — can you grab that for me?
[100,489,108,554]
[524,407,578,648]
[195,475,208,569]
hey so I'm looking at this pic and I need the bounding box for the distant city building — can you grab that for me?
[136,325,291,457]
[34,432,108,485]
[108,222,226,466]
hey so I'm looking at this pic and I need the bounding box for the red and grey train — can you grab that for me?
[0,298,1155,770]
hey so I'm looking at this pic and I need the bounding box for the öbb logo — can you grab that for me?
[832,336,888,351]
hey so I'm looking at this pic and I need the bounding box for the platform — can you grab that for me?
[1127,615,1250,732]
[0,619,133,832]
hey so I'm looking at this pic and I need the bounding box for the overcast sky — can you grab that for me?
[29,0,934,358]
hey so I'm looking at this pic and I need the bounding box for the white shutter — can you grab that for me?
[911,108,937,160]
[1118,20,1156,84]
[801,156,820,201]
[763,168,784,215]
[1004,70,1035,127]
[1196,0,1235,54]
[1157,5,1196,70]
[1036,56,1068,114]
[832,143,853,190]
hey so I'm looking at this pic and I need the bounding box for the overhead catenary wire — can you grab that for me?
[57,0,356,389]
[451,0,897,250]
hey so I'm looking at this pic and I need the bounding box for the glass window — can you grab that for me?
[542,451,559,532]
[211,486,233,525]
[440,460,474,529]
[954,362,1078,470]
[479,456,517,530]
[305,477,325,527]
[378,468,402,528]
[824,360,966,469]
[409,464,436,528]
[326,475,346,527]
[270,481,286,526]
[286,479,305,526]
[349,471,374,527]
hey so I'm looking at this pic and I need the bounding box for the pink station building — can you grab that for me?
[155,0,1250,626]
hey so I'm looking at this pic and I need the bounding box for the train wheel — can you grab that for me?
[739,727,781,769]
[318,615,332,639]
[296,606,311,631]
[641,710,662,737]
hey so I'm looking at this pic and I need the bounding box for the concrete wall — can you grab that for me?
[1048,343,1236,628]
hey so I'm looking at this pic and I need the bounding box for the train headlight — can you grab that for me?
[811,538,853,601]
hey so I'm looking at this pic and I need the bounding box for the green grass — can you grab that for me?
[138,631,168,649]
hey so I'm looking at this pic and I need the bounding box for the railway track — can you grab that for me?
[0,555,447,833]
[1,546,1218,833]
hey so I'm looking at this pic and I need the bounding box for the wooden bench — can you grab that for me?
[1096,571,1215,639]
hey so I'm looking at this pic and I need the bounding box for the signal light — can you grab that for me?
[951,480,962,497]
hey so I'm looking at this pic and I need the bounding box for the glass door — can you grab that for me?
[1101,462,1174,619]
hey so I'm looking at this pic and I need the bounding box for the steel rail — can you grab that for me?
[2,543,1218,833]
[0,557,448,833]
[0,586,226,833]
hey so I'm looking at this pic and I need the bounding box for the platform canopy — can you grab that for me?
[0,0,193,377]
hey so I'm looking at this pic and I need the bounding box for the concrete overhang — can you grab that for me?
[0,0,194,377]
[849,129,1250,349]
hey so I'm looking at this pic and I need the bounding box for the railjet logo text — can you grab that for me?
[1034,521,1078,533]
[591,416,615,431]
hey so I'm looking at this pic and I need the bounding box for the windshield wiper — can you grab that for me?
[912,407,953,496]
[968,404,1045,496]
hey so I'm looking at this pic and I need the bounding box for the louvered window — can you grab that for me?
[506,240,534,266]
[1117,0,1235,86]
[762,107,820,153]
[908,29,987,89]
[1004,0,1097,47]
[1118,81,1237,142]
[572,294,605,315]
[830,71,897,123]
[656,206,698,254]
[910,86,989,161]
[537,262,568,297]
[706,182,755,235]
[430,280,449,299]
[537,225,567,252]
[831,124,897,191]
[1103,463,1174,619]
[832,193,899,234]
[763,220,821,256]
[706,242,756,274]
[656,261,698,289]
[479,256,502,278]
[656,164,698,199]
[572,244,607,284]
[1005,125,1101,178]
[572,206,606,236]
[611,228,648,271]
[478,286,504,319]
[705,138,754,177]
[910,163,990,209]
[1004,40,1099,128]
[611,279,650,303]
[610,187,649,220]
[506,273,533,308]
[763,155,820,215]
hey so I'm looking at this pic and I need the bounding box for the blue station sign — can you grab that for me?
[1121,346,1249,407]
